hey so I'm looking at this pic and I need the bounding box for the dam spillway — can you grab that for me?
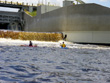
[24,3,110,44]
[0,1,110,44]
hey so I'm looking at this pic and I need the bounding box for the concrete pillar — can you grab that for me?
[18,24,21,30]
[5,0,7,4]
[17,2,18,5]
[11,1,12,4]
[22,2,24,5]
[63,0,73,7]
[26,3,28,6]
[8,22,21,30]
[29,6,33,12]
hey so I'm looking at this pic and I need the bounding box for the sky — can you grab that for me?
[0,0,110,12]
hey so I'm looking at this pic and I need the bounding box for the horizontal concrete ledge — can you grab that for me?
[63,31,110,44]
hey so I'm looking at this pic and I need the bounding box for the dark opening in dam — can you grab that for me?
[0,23,23,31]
[0,23,9,30]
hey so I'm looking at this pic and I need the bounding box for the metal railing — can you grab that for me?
[0,0,60,7]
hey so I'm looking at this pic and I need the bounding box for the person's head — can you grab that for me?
[63,42,64,44]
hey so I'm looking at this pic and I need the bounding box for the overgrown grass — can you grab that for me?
[29,11,37,17]
[24,9,37,17]
[0,31,63,41]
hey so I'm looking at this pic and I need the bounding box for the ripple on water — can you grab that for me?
[37,78,52,82]
[56,66,65,70]
[61,61,71,64]
[0,67,3,69]
[16,72,41,79]
[9,65,27,72]
[81,68,100,72]
[16,73,38,78]
[32,58,38,61]
[2,71,17,75]
[107,80,110,82]
[21,81,41,83]
[0,76,19,82]
[47,60,55,63]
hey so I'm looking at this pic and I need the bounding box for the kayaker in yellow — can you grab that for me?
[60,42,66,48]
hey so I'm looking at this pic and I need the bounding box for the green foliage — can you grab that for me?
[29,11,37,17]
[73,3,75,5]
[24,9,37,17]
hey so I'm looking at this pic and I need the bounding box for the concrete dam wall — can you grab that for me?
[24,4,110,44]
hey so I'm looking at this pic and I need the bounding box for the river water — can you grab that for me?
[0,39,110,83]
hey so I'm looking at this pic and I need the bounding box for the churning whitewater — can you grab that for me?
[0,38,110,83]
